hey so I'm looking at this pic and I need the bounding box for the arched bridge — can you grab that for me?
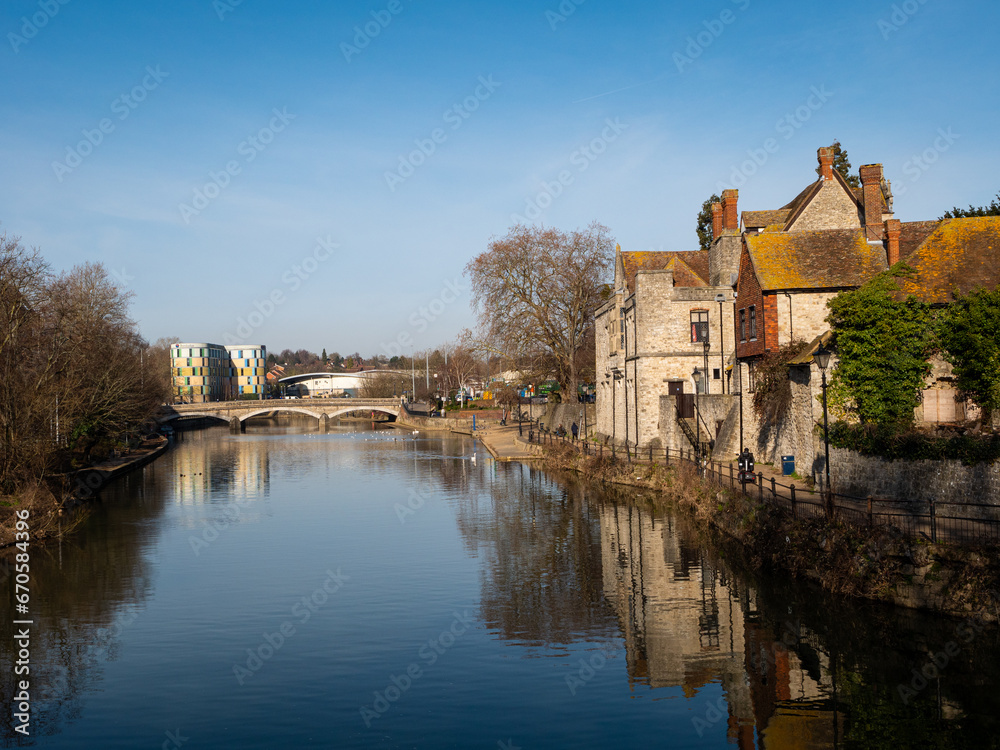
[156,398,404,433]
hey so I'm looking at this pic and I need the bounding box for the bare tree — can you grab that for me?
[360,372,409,398]
[466,222,614,397]
[0,239,165,494]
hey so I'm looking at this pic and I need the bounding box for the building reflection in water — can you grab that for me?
[600,500,842,748]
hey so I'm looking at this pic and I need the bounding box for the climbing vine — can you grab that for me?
[751,341,809,423]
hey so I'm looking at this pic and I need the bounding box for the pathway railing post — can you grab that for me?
[790,485,797,518]
[770,477,776,502]
[930,497,937,543]
[757,472,763,504]
[867,496,873,527]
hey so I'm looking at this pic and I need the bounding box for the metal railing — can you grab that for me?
[527,431,1000,547]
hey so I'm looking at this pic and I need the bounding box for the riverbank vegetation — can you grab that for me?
[0,232,169,536]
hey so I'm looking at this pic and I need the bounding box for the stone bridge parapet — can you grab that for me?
[156,398,404,433]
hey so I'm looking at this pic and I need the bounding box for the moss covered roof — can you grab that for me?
[896,217,1000,304]
[621,250,709,292]
[745,229,886,291]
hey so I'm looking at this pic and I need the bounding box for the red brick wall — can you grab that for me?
[763,293,779,353]
[736,244,765,359]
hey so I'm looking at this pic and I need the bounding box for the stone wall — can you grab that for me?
[787,180,862,231]
[830,448,1000,505]
[775,292,839,348]
[733,362,823,477]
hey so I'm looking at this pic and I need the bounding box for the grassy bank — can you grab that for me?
[542,444,1000,621]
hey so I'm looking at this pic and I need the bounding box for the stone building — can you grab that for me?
[594,190,742,448]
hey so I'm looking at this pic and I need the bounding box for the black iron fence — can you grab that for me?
[527,429,1000,547]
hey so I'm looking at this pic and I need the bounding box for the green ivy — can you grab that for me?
[937,287,1000,426]
[828,422,1000,465]
[827,265,933,427]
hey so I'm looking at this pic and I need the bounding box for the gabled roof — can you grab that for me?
[895,217,1000,304]
[745,229,887,291]
[620,250,709,292]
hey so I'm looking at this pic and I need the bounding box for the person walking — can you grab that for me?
[571,422,579,441]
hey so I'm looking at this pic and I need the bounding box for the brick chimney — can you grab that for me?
[711,202,723,241]
[721,189,739,232]
[885,218,902,266]
[859,163,885,239]
[818,147,835,180]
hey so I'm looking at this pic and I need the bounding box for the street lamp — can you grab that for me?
[814,344,833,512]
[693,368,702,459]
[715,293,726,394]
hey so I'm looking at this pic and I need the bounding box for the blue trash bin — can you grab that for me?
[781,455,795,476]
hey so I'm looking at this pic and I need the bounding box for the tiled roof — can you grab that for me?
[621,250,709,292]
[742,210,791,229]
[745,229,887,291]
[898,220,941,261]
[895,217,1000,304]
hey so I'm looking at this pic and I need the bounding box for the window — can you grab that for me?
[749,305,757,341]
[691,310,709,343]
[713,368,720,380]
[747,361,757,392]
[619,307,625,351]
[739,309,746,342]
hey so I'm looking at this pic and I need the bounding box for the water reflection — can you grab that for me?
[458,465,1000,748]
[3,427,1000,748]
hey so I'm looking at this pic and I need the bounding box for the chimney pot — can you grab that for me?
[721,189,739,232]
[885,218,902,266]
[711,203,723,242]
[860,163,885,239]
[818,147,835,180]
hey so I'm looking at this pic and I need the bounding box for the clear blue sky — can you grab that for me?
[2,0,998,357]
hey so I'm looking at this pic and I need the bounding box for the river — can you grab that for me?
[2,422,999,748]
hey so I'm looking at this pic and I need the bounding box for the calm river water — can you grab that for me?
[2,422,1000,749]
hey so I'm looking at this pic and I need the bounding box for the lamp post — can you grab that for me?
[814,344,833,513]
[715,293,726,394]
[703,338,710,396]
[693,368,702,459]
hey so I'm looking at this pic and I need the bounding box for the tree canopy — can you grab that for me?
[941,191,1000,219]
[696,194,721,251]
[937,287,1000,426]
[466,222,614,395]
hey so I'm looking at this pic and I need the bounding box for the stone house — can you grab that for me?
[594,191,742,448]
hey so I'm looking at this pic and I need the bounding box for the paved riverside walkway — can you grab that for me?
[461,424,541,461]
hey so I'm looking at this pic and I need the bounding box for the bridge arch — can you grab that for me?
[157,412,231,425]
[238,407,326,422]
[324,406,400,420]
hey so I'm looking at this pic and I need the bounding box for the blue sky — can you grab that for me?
[2,0,998,357]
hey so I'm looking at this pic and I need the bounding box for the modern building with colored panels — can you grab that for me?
[170,342,267,402]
